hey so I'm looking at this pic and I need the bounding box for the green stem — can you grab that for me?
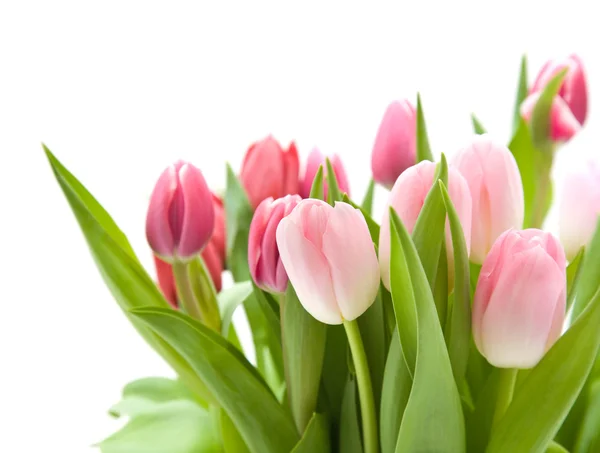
[492,368,518,430]
[529,149,554,229]
[343,320,378,453]
[172,260,203,320]
[187,256,221,332]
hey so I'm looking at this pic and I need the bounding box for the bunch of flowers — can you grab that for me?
[46,53,600,453]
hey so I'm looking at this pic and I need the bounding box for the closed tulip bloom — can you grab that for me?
[378,160,472,290]
[371,100,417,188]
[531,54,588,126]
[248,194,302,293]
[520,92,581,142]
[276,199,380,324]
[300,148,351,199]
[240,136,300,208]
[211,193,226,263]
[473,229,566,369]
[559,161,600,260]
[146,160,214,261]
[452,135,524,264]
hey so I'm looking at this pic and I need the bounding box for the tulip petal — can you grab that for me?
[202,241,223,292]
[248,197,274,285]
[145,165,177,258]
[240,136,285,208]
[258,202,286,291]
[153,255,177,308]
[282,142,300,196]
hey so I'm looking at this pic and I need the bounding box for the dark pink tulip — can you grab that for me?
[300,148,350,199]
[240,136,300,209]
[146,161,214,261]
[248,194,302,293]
[371,100,417,188]
[211,193,226,263]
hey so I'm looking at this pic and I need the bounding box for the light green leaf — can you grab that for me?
[309,165,325,200]
[572,219,600,320]
[218,281,254,338]
[574,382,600,453]
[530,68,568,149]
[282,285,327,433]
[339,378,364,453]
[416,93,433,162]
[471,114,487,135]
[389,210,465,452]
[325,158,343,204]
[131,307,298,453]
[361,178,376,215]
[513,54,529,134]
[546,441,569,453]
[221,409,251,453]
[380,332,412,453]
[342,194,380,245]
[43,146,212,404]
[566,248,585,312]
[486,285,600,452]
[291,413,331,453]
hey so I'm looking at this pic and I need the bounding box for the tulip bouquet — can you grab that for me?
[45,53,600,453]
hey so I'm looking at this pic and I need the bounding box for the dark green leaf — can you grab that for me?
[566,248,585,312]
[466,368,503,453]
[471,114,487,135]
[221,409,251,453]
[131,307,298,453]
[309,165,325,200]
[361,178,376,215]
[342,194,380,245]
[416,93,433,162]
[291,413,331,453]
[513,54,529,134]
[573,382,600,453]
[283,285,327,433]
[339,378,363,453]
[572,219,600,320]
[530,68,568,149]
[320,324,349,438]
[325,158,343,204]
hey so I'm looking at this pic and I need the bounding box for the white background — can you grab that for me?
[0,1,598,451]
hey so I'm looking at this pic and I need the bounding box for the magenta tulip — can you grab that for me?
[560,161,600,260]
[248,194,302,293]
[276,199,379,324]
[146,160,214,261]
[300,148,351,199]
[520,93,581,142]
[240,136,300,209]
[371,99,417,188]
[451,135,524,264]
[378,160,472,290]
[473,229,566,368]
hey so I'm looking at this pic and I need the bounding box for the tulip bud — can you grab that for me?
[240,136,300,208]
[520,92,581,142]
[300,148,351,199]
[211,193,226,263]
[146,161,214,261]
[451,135,524,264]
[276,199,380,324]
[531,54,588,126]
[559,161,600,260]
[249,195,302,293]
[473,229,566,369]
[371,100,417,188]
[378,160,472,290]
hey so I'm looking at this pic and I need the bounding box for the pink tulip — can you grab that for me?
[240,136,300,209]
[378,160,472,290]
[248,194,302,293]
[530,54,588,126]
[146,160,214,261]
[473,229,566,369]
[520,92,581,142]
[371,100,417,188]
[559,161,600,260]
[451,135,524,264]
[276,199,380,324]
[211,193,226,263]
[300,148,351,199]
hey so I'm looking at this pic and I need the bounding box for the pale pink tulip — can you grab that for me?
[248,195,302,293]
[520,93,581,142]
[559,161,600,260]
[240,136,300,208]
[473,229,566,369]
[371,100,417,188]
[146,161,214,260]
[300,148,351,199]
[276,199,379,324]
[378,160,472,290]
[451,135,524,264]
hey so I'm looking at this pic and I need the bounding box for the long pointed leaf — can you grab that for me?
[513,54,529,134]
[416,93,433,162]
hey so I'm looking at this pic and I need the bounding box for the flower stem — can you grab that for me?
[492,368,518,430]
[172,260,203,320]
[529,148,554,229]
[343,319,378,453]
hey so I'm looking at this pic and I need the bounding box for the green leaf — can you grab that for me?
[282,285,327,433]
[513,54,529,134]
[320,324,349,438]
[529,68,568,149]
[546,441,569,453]
[439,181,472,385]
[131,307,299,453]
[566,248,585,312]
[98,378,220,453]
[221,409,251,453]
[325,158,343,204]
[572,219,600,320]
[471,114,487,135]
[309,165,325,200]
[361,178,376,215]
[509,119,539,229]
[43,146,212,404]
[416,93,434,162]
[486,285,600,453]
[466,368,503,452]
[342,194,380,246]
[574,382,600,453]
[291,413,331,453]
[389,210,465,452]
[339,378,364,453]
[380,332,412,453]
[218,281,254,338]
